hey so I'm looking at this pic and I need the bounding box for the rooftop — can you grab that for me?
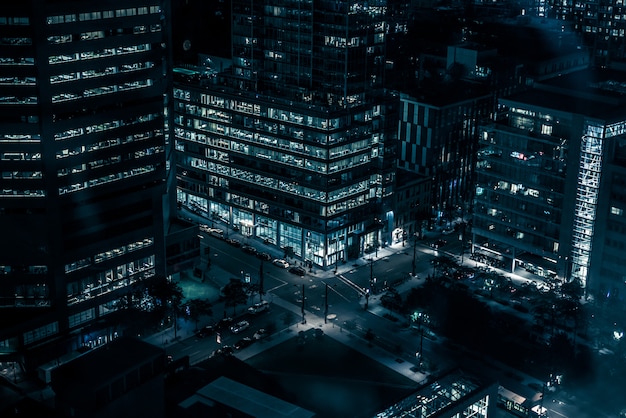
[51,336,164,393]
[503,68,626,120]
[179,376,316,418]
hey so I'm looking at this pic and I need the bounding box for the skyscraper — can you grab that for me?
[0,1,171,366]
[174,0,395,267]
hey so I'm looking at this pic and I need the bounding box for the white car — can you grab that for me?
[230,320,250,334]
[247,300,269,314]
[272,259,290,268]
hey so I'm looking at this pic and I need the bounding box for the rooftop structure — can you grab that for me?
[51,336,166,418]
[178,376,316,418]
[374,369,497,418]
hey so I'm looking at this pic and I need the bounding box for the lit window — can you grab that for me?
[611,206,623,216]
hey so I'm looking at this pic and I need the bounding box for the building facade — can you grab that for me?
[174,0,396,268]
[473,69,626,304]
[0,0,171,366]
[398,87,492,224]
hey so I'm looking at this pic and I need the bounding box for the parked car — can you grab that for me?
[195,324,215,338]
[210,345,234,357]
[230,320,250,334]
[242,244,257,255]
[272,259,289,268]
[289,266,306,276]
[247,300,270,314]
[216,317,233,331]
[208,228,224,238]
[257,252,272,261]
[226,238,241,247]
[234,337,254,350]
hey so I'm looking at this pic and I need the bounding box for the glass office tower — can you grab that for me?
[175,0,395,268]
[473,69,626,303]
[0,1,171,365]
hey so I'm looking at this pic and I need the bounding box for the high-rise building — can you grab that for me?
[0,1,171,367]
[174,0,396,267]
[473,68,626,303]
[397,86,492,226]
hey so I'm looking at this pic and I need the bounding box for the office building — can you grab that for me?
[473,68,626,302]
[174,0,396,267]
[397,85,492,225]
[0,0,171,369]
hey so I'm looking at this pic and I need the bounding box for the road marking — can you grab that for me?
[322,280,351,302]
[548,408,567,418]
[267,276,288,293]
[336,274,365,296]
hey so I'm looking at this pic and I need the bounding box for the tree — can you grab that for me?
[561,278,584,301]
[381,289,402,312]
[431,255,458,279]
[145,276,184,338]
[283,246,295,260]
[147,276,184,320]
[185,298,213,330]
[221,278,248,315]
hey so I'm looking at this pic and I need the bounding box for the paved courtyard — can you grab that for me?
[244,328,418,418]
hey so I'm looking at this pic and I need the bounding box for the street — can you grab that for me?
[145,215,617,418]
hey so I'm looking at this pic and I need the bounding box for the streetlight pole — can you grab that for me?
[369,258,377,293]
[419,328,424,367]
[301,283,305,324]
[324,283,329,324]
[459,222,466,264]
[412,234,417,276]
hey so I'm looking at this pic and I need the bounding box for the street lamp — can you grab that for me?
[369,258,378,293]
[301,283,305,323]
[412,233,418,276]
[334,238,339,273]
[459,222,467,264]
[411,311,424,367]
[324,282,337,324]
[295,284,305,324]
